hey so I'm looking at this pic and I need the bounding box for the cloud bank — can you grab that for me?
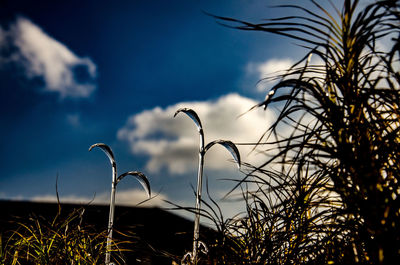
[247,58,294,92]
[118,93,275,175]
[0,17,96,98]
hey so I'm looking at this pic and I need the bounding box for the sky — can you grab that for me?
[0,0,324,223]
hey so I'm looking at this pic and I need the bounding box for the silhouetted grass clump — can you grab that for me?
[190,0,400,264]
[0,204,131,265]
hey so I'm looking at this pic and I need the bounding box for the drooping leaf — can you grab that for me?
[204,140,241,169]
[117,171,151,198]
[88,143,115,166]
[174,108,203,132]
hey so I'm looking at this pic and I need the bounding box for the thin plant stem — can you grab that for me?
[105,160,117,265]
[175,108,240,264]
[89,143,151,265]
[193,127,205,263]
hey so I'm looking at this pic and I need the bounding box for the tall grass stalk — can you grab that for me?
[174,108,241,264]
[89,143,151,265]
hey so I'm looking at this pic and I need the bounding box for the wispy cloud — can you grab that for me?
[118,93,275,175]
[0,17,96,98]
[247,58,294,92]
[66,113,81,127]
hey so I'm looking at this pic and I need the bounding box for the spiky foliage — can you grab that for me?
[212,0,400,264]
[195,163,349,265]
[0,206,131,265]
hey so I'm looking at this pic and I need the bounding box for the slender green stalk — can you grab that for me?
[89,143,117,264]
[193,126,205,262]
[174,108,241,264]
[106,162,117,265]
[89,143,151,265]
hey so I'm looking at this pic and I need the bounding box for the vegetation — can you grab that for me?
[0,204,131,265]
[198,0,400,264]
[0,144,151,265]
[2,0,400,264]
[89,143,151,265]
[174,108,241,265]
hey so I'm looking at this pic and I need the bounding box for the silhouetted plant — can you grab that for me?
[208,0,400,264]
[0,205,133,265]
[174,108,241,265]
[89,143,151,265]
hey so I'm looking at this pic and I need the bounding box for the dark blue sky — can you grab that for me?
[0,0,307,219]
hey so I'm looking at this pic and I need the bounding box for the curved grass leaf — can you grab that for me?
[88,143,115,166]
[117,171,151,198]
[174,108,203,132]
[204,140,241,169]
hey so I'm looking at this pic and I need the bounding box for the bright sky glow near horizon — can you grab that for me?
[0,0,337,222]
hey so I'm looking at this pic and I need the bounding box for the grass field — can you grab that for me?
[0,200,214,264]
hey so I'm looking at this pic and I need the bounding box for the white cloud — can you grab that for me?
[0,17,96,98]
[247,58,294,92]
[29,188,166,207]
[118,93,275,175]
